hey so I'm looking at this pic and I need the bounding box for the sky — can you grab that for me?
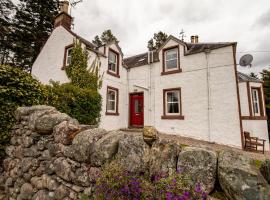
[69,0,270,74]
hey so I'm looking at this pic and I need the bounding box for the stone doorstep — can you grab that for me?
[119,128,143,132]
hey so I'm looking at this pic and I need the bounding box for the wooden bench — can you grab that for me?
[244,131,266,154]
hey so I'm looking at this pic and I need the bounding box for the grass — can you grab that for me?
[251,159,263,169]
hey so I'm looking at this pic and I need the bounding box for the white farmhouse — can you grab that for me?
[32,2,269,151]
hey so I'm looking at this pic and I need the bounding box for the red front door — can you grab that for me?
[130,93,144,127]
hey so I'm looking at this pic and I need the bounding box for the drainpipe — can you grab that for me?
[205,48,212,143]
[127,67,130,127]
[148,51,153,126]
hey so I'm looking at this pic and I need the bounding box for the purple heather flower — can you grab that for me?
[195,183,201,193]
[166,192,172,200]
[201,192,207,200]
[184,191,190,197]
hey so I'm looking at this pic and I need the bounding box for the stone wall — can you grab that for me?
[0,106,270,200]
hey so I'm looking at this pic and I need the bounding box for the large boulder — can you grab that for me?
[260,159,270,184]
[15,105,56,121]
[65,128,107,162]
[52,157,74,182]
[91,131,125,166]
[149,138,181,176]
[177,147,217,194]
[218,150,270,200]
[53,120,81,145]
[116,133,150,173]
[143,126,158,146]
[34,112,74,134]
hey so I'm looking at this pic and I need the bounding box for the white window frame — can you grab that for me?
[165,90,181,115]
[66,47,73,66]
[108,50,118,74]
[165,48,178,71]
[251,88,261,116]
[107,88,117,113]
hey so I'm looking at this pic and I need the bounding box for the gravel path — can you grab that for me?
[158,132,270,161]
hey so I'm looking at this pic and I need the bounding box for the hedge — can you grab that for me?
[45,82,102,125]
[0,65,46,147]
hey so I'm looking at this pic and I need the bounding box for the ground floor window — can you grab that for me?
[106,86,119,115]
[162,87,184,120]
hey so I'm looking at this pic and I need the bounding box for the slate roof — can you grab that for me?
[237,71,262,83]
[123,42,236,68]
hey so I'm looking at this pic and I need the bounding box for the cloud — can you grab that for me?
[254,9,270,28]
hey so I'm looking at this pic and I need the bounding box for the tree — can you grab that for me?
[92,35,103,47]
[260,69,270,137]
[100,29,118,44]
[11,0,59,71]
[147,31,168,51]
[0,0,15,65]
[249,72,258,79]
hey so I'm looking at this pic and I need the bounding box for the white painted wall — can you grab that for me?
[128,41,242,148]
[32,26,72,84]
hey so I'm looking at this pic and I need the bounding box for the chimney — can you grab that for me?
[54,1,72,30]
[191,35,199,43]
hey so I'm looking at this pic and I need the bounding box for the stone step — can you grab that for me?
[120,128,143,132]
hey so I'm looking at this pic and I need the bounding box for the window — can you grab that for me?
[165,48,178,70]
[162,88,184,119]
[106,86,119,115]
[107,49,119,77]
[162,45,181,75]
[66,47,73,66]
[251,88,261,116]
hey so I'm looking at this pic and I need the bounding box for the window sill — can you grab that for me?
[107,70,120,78]
[105,112,119,116]
[161,115,184,120]
[241,116,267,120]
[161,68,182,76]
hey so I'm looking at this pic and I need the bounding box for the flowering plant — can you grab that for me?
[94,162,207,200]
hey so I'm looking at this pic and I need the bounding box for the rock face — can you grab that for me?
[116,134,150,173]
[143,126,158,146]
[149,138,181,176]
[218,150,270,200]
[177,147,217,194]
[260,159,270,184]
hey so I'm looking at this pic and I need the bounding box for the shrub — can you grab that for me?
[0,65,46,146]
[45,82,102,125]
[94,162,207,200]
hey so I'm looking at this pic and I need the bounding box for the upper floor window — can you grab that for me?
[165,48,178,70]
[107,48,120,77]
[162,45,181,75]
[66,47,73,66]
[251,88,262,116]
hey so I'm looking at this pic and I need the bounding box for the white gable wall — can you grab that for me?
[32,26,72,84]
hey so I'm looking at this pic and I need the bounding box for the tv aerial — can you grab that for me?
[69,0,83,15]
[239,54,253,67]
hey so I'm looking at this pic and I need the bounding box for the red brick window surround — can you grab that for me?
[161,45,182,75]
[106,86,119,116]
[162,88,184,120]
[107,48,120,78]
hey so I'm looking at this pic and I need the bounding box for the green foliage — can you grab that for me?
[80,193,90,200]
[45,82,101,125]
[148,31,168,51]
[249,72,258,79]
[0,65,46,145]
[251,159,263,169]
[10,0,59,70]
[92,35,103,47]
[94,162,207,200]
[66,41,103,90]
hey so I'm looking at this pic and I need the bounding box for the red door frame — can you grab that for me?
[129,92,144,128]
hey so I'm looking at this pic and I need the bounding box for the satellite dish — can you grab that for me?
[239,54,253,67]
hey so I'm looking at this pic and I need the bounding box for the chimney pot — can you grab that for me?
[191,36,195,43]
[195,35,199,43]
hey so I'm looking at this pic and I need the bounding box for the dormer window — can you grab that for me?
[107,48,120,78]
[161,45,182,75]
